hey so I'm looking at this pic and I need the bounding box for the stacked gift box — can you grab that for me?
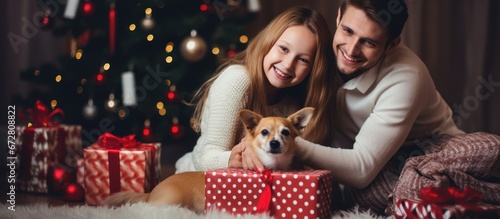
[205,168,334,218]
[15,101,82,194]
[79,133,161,205]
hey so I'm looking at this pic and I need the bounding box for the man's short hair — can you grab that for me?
[339,0,409,45]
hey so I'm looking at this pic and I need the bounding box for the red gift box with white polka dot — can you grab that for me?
[205,168,333,218]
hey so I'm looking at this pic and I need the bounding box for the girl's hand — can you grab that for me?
[228,141,245,168]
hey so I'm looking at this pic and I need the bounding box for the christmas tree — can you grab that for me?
[13,0,259,146]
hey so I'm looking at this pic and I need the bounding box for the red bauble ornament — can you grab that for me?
[200,4,208,12]
[64,183,85,202]
[48,166,76,194]
[81,0,96,16]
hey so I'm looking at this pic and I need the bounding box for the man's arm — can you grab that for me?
[297,67,426,188]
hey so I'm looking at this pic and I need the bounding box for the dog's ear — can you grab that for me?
[287,107,314,131]
[239,109,263,133]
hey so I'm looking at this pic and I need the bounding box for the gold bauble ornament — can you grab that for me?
[180,30,207,62]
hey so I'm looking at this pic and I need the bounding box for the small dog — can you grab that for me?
[105,107,314,212]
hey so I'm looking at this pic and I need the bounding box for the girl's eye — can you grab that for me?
[261,129,269,136]
[279,45,289,53]
[298,57,310,64]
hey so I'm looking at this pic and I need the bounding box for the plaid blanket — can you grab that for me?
[338,132,500,216]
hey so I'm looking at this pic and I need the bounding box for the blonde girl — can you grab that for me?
[176,6,340,173]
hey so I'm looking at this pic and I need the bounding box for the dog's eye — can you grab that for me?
[281,129,290,136]
[261,129,269,136]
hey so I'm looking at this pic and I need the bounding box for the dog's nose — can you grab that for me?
[270,140,280,150]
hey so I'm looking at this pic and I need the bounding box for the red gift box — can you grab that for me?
[15,125,82,194]
[205,168,333,218]
[83,133,161,205]
[14,100,83,194]
[393,187,500,219]
[76,157,85,190]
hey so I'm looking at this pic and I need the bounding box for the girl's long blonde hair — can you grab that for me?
[189,6,341,145]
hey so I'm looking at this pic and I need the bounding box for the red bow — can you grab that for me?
[419,186,483,205]
[96,132,140,149]
[25,100,64,127]
[256,169,273,213]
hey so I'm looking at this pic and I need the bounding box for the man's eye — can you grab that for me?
[343,28,353,35]
[261,129,269,136]
[364,40,376,47]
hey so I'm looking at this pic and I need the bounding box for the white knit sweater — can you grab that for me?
[175,64,300,173]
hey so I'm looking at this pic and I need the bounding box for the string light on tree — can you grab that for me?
[55,75,63,83]
[170,117,184,139]
[166,85,178,102]
[50,100,58,109]
[165,42,174,63]
[142,119,154,142]
[39,10,55,30]
[129,23,137,31]
[77,78,87,94]
[96,72,104,84]
[180,30,207,62]
[239,35,249,44]
[157,101,166,116]
[165,42,174,53]
[146,34,154,41]
[118,109,128,119]
[106,93,117,111]
[227,43,237,57]
[75,49,83,60]
[143,119,151,137]
[212,46,220,55]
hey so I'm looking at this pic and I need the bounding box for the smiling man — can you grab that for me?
[330,0,466,213]
[293,0,466,215]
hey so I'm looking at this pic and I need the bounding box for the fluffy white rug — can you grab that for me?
[1,203,387,219]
